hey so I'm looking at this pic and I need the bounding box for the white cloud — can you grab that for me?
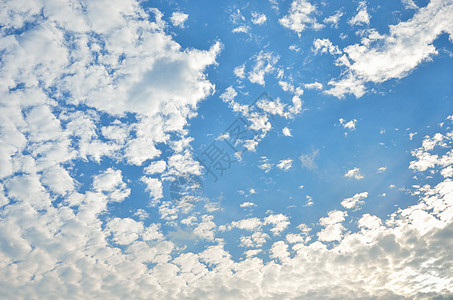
[141,176,163,202]
[348,1,370,26]
[341,192,368,209]
[265,213,290,235]
[324,10,343,26]
[304,82,323,90]
[327,0,453,98]
[233,64,245,79]
[279,0,323,36]
[240,231,269,247]
[317,210,347,242]
[402,0,419,10]
[299,149,319,170]
[232,25,250,33]
[170,12,188,28]
[240,202,256,208]
[344,167,364,180]
[282,127,292,136]
[251,12,267,25]
[105,217,144,245]
[93,168,130,202]
[248,51,280,86]
[258,156,273,173]
[313,38,341,55]
[231,218,263,231]
[277,159,293,171]
[339,118,357,131]
[377,166,387,173]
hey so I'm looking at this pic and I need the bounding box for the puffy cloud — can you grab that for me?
[344,167,364,180]
[304,82,323,90]
[313,38,341,55]
[170,12,188,28]
[341,192,368,209]
[279,0,323,35]
[348,1,370,26]
[339,118,357,131]
[240,202,256,208]
[282,127,292,136]
[251,12,267,25]
[264,213,290,236]
[324,10,343,26]
[326,0,453,98]
[248,51,280,86]
[276,159,293,171]
[317,210,347,242]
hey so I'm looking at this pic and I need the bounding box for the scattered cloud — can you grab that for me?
[251,12,267,25]
[344,167,364,180]
[348,1,370,26]
[299,149,319,170]
[282,127,292,136]
[341,192,368,209]
[326,0,453,98]
[277,159,293,171]
[279,0,324,35]
[170,12,188,28]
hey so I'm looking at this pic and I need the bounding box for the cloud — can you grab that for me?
[299,148,319,170]
[170,12,188,28]
[339,118,357,132]
[258,156,273,173]
[277,159,293,171]
[324,10,343,26]
[348,1,370,26]
[341,192,368,209]
[326,0,453,98]
[282,127,292,136]
[344,167,364,180]
[313,38,341,55]
[251,12,267,25]
[377,166,387,173]
[304,82,323,90]
[279,0,323,35]
[317,210,347,242]
[240,201,256,208]
[248,51,280,86]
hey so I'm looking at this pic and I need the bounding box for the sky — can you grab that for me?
[0,0,453,299]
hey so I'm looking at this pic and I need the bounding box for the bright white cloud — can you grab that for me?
[344,167,364,180]
[348,1,370,26]
[279,0,323,35]
[326,0,453,98]
[277,159,293,171]
[248,51,280,86]
[341,192,368,209]
[170,12,188,28]
[251,12,267,25]
[282,127,292,136]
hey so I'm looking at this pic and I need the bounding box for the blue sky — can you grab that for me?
[1,0,453,298]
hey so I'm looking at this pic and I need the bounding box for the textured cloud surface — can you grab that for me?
[1,0,452,299]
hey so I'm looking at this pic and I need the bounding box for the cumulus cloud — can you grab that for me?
[170,12,188,28]
[2,1,453,299]
[341,192,368,209]
[279,0,323,35]
[277,159,293,171]
[251,12,267,25]
[248,51,280,86]
[326,0,453,98]
[348,1,370,26]
[344,167,364,180]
